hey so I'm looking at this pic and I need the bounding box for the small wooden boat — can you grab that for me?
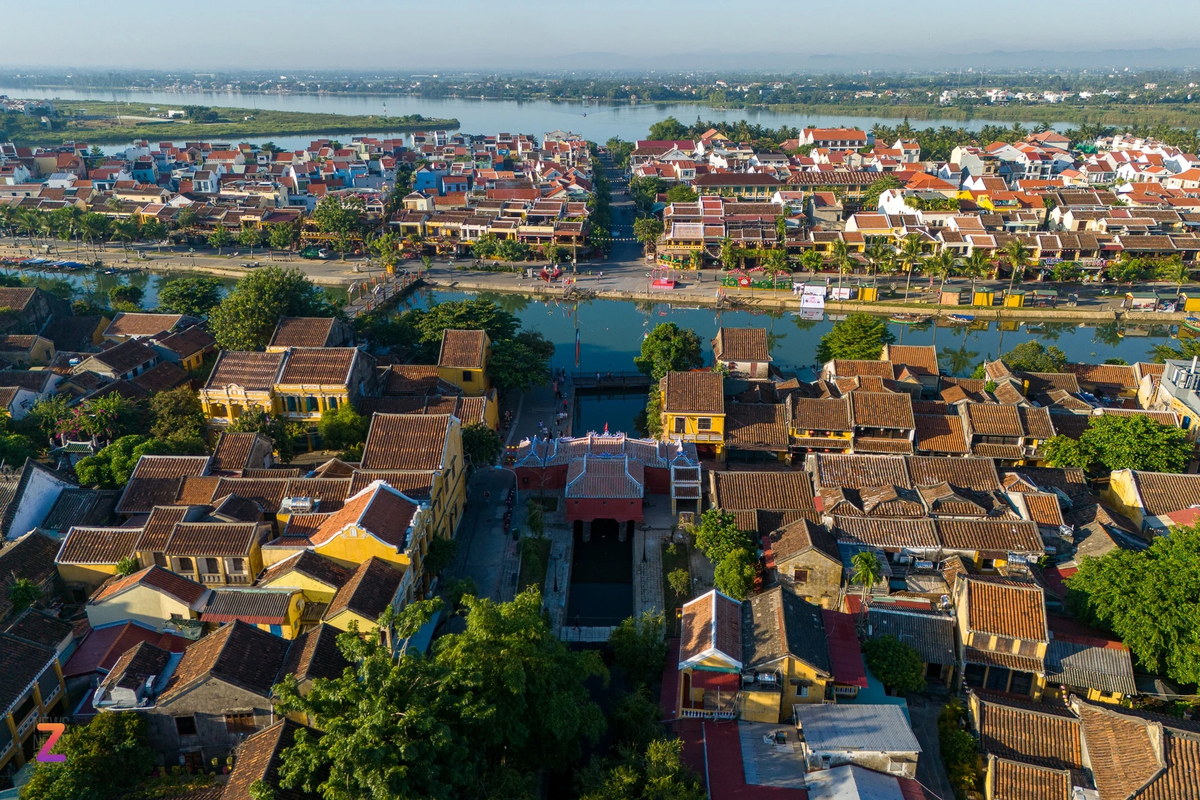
[1184,317,1200,333]
[946,314,975,325]
[889,313,932,325]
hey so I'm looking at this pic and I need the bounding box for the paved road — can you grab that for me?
[907,694,957,800]
[447,467,517,602]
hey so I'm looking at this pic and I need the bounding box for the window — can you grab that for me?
[697,418,712,431]
[673,418,686,434]
[204,557,220,574]
[209,403,227,418]
[797,685,809,698]
[462,370,473,382]
[227,558,245,574]
[792,568,809,585]
[306,396,319,412]
[223,713,256,735]
[230,404,243,418]
[174,716,197,736]
[176,557,193,573]
[964,663,987,688]
[286,396,298,413]
[980,558,996,571]
[985,666,1011,692]
[1008,671,1034,696]
[327,396,339,411]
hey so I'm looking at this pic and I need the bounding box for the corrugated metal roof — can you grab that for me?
[793,705,921,753]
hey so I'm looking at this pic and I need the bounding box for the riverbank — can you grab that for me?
[5,100,458,145]
[426,272,1187,324]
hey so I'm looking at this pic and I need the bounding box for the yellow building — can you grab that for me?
[85,565,211,632]
[322,557,411,633]
[659,371,726,459]
[0,334,55,367]
[202,588,307,639]
[0,632,69,777]
[1102,468,1200,534]
[262,481,431,604]
[55,526,144,594]
[677,588,836,724]
[200,350,286,425]
[436,329,491,396]
[273,347,375,429]
[955,577,1048,700]
[787,395,854,453]
[163,521,271,588]
[256,550,353,605]
[359,413,468,545]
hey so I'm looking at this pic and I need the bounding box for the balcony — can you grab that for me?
[15,708,39,738]
[226,573,251,585]
[200,573,224,585]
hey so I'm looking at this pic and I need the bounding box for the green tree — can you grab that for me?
[230,407,297,463]
[424,537,458,579]
[209,267,336,351]
[633,218,664,250]
[107,284,143,308]
[634,322,704,381]
[1152,337,1200,364]
[691,510,753,564]
[208,226,233,254]
[815,312,896,362]
[579,738,705,800]
[19,712,155,800]
[851,550,883,612]
[8,577,41,613]
[0,432,37,466]
[862,636,925,695]
[830,238,854,293]
[608,688,663,753]
[647,117,689,141]
[156,276,223,316]
[861,175,903,209]
[462,423,504,468]
[526,499,545,538]
[268,222,299,252]
[610,611,668,688]
[667,568,691,601]
[939,699,980,799]
[74,435,204,489]
[713,548,756,601]
[401,299,520,361]
[311,195,363,236]
[317,403,368,453]
[488,331,554,393]
[115,556,141,577]
[638,392,663,439]
[998,340,1068,373]
[1004,238,1032,298]
[149,385,206,443]
[1066,524,1200,684]
[1043,413,1193,475]
[897,234,924,302]
[238,225,264,255]
[665,184,697,203]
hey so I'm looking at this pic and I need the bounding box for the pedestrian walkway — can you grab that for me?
[633,526,665,617]
[542,524,572,629]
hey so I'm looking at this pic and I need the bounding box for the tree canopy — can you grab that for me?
[634,323,704,382]
[488,331,554,393]
[396,298,521,362]
[610,611,668,689]
[1042,413,1193,475]
[74,434,205,488]
[862,636,925,695]
[20,712,156,800]
[274,590,607,800]
[1066,524,1200,684]
[461,422,504,468]
[208,267,337,351]
[692,510,757,601]
[156,276,223,317]
[999,340,1068,373]
[815,313,896,363]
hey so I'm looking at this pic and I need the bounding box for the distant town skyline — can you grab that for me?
[5,0,1200,72]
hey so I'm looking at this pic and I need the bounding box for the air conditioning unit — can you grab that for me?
[281,496,317,513]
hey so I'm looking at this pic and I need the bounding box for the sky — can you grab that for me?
[6,0,1200,72]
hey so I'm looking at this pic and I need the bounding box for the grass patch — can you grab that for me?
[661,540,691,637]
[517,536,552,594]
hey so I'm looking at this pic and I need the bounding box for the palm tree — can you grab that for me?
[1004,239,1032,300]
[851,550,883,618]
[831,238,853,293]
[897,234,924,303]
[763,248,789,291]
[926,250,958,298]
[961,250,991,301]
[719,237,739,272]
[111,218,141,256]
[17,209,41,248]
[799,249,822,277]
[864,240,892,278]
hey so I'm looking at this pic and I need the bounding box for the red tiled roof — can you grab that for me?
[91,565,206,605]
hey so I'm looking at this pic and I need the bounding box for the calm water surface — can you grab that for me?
[0,86,1069,151]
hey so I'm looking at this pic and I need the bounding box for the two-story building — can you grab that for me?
[200,351,286,425]
[0,632,68,785]
[436,329,491,396]
[660,371,726,459]
[201,588,307,639]
[164,521,272,588]
[711,327,771,379]
[85,565,211,633]
[273,347,376,449]
[955,577,1048,699]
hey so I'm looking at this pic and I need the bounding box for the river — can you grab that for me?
[0,86,1068,151]
[13,267,1166,434]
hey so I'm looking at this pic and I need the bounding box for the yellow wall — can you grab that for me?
[169,540,264,587]
[86,585,198,632]
[201,389,276,424]
[1101,470,1144,529]
[324,608,380,634]
[259,570,343,604]
[274,385,351,421]
[57,561,119,593]
[312,526,413,572]
[251,593,306,639]
[438,365,490,397]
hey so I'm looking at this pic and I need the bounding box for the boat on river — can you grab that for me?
[1184,317,1200,333]
[946,314,975,325]
[889,313,931,325]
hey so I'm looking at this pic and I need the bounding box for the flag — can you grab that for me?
[604,423,608,434]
